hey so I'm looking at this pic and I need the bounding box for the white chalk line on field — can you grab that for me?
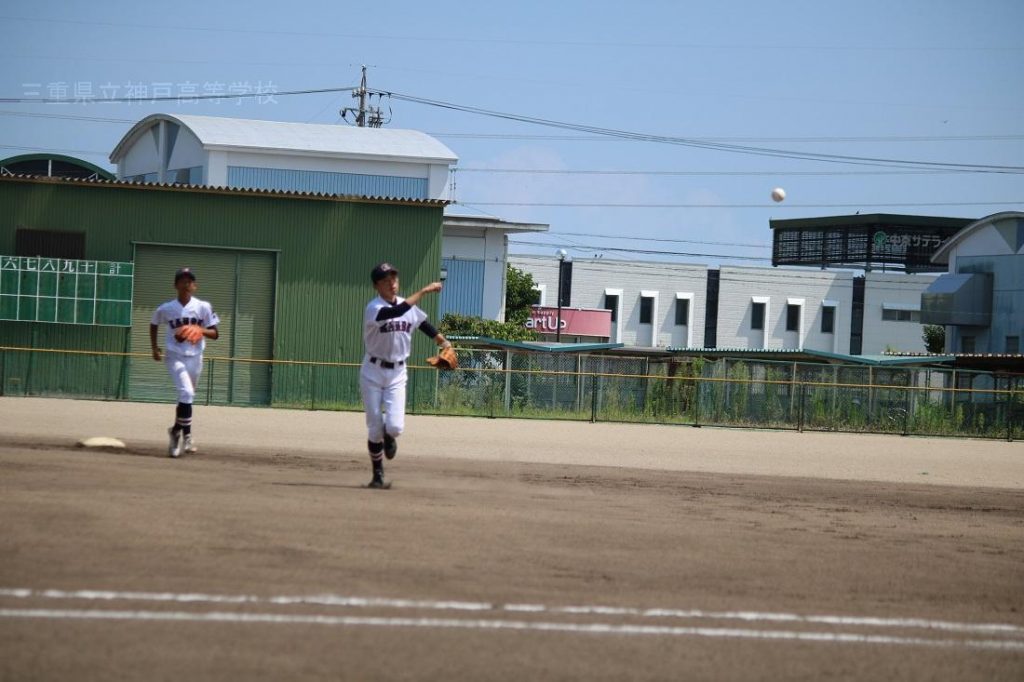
[2,608,1023,651]
[2,587,1023,640]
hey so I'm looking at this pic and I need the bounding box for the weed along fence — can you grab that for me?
[2,346,1022,441]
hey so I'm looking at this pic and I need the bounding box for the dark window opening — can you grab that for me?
[604,294,619,323]
[639,296,653,324]
[786,304,801,332]
[821,306,835,334]
[1006,336,1019,354]
[675,298,689,326]
[961,336,976,353]
[751,302,766,331]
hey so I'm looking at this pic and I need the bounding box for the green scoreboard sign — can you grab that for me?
[0,255,134,326]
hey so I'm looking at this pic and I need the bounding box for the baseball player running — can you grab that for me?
[149,267,220,458]
[361,262,450,489]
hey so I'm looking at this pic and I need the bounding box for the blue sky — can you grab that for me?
[2,0,1022,266]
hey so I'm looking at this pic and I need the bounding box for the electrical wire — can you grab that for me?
[0,85,356,104]
[506,253,961,295]
[458,200,1021,209]
[455,168,1000,177]
[381,91,1024,173]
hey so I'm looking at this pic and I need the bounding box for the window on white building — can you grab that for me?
[604,293,619,323]
[786,303,801,332]
[821,305,836,334]
[675,298,689,326]
[882,308,921,322]
[640,296,654,324]
[751,302,766,330]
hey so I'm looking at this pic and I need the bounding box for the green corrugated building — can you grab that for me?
[0,174,446,406]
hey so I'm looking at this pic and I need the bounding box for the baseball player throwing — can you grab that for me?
[149,267,220,458]
[361,262,450,489]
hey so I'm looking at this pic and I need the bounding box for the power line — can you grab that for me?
[0,110,135,123]
[381,91,1024,173]
[460,200,1021,209]
[507,254,956,295]
[0,85,356,104]
[4,15,1022,52]
[510,239,770,262]
[439,133,1024,143]
[455,167,1009,177]
[0,144,108,156]
[546,231,771,248]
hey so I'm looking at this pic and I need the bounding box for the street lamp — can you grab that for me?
[555,248,568,342]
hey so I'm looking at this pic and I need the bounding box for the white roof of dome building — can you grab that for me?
[110,113,458,164]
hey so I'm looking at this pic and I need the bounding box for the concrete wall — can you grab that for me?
[716,267,853,352]
[862,272,937,354]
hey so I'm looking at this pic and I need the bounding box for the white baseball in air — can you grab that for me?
[771,187,786,202]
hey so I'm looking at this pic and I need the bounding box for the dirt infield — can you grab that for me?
[1,397,1023,681]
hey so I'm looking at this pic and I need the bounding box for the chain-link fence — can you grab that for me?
[2,346,1021,440]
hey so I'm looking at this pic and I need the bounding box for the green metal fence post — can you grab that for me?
[206,359,214,406]
[590,366,598,423]
[504,350,511,415]
[1006,384,1013,443]
[693,377,702,428]
[902,387,911,436]
[798,380,806,432]
[310,363,316,411]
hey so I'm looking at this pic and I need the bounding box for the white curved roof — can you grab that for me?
[110,113,457,164]
[931,211,1024,262]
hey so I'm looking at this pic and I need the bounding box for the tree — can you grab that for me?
[438,313,538,342]
[504,264,540,325]
[922,325,945,353]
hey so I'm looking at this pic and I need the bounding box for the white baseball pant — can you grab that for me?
[165,352,203,404]
[359,359,407,443]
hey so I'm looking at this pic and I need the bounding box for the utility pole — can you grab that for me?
[341,66,386,128]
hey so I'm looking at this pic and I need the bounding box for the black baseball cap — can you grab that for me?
[371,262,399,283]
[174,267,196,282]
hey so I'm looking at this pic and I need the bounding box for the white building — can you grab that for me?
[716,267,853,354]
[861,272,938,354]
[509,255,708,347]
[110,114,457,199]
[510,254,937,355]
[441,214,548,321]
[924,211,1024,354]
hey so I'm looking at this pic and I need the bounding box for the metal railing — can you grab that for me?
[2,346,1021,441]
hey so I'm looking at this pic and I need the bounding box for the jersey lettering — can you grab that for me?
[379,320,412,333]
[169,317,202,329]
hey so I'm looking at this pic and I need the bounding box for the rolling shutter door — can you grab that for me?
[230,252,274,405]
[128,245,274,405]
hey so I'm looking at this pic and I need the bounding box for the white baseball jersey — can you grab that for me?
[363,295,427,363]
[151,296,220,357]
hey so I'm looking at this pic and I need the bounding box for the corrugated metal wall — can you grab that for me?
[227,166,428,200]
[439,258,485,318]
[0,179,444,403]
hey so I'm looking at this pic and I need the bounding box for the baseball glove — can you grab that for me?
[426,345,458,370]
[175,324,205,344]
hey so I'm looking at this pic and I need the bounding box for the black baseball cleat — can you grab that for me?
[367,476,392,490]
[383,434,397,460]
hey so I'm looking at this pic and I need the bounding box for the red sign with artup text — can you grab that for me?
[526,306,612,338]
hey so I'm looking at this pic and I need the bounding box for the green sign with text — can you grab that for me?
[0,255,134,326]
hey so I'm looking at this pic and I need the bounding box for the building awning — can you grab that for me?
[921,273,992,327]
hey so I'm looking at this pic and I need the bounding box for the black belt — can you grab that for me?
[370,357,403,369]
